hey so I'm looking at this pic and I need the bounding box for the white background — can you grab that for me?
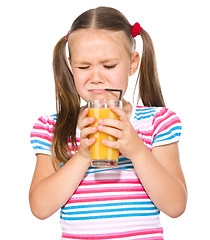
[1,0,209,239]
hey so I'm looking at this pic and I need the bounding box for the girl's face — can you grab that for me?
[69,29,139,102]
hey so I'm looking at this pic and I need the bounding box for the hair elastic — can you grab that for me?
[132,22,142,38]
[66,31,70,40]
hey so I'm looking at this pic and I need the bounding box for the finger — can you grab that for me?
[98,125,122,139]
[97,118,123,130]
[81,137,96,149]
[101,139,119,149]
[110,105,128,121]
[80,116,96,130]
[81,107,89,119]
[79,108,96,129]
[80,126,97,139]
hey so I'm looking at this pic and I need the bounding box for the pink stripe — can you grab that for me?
[153,118,180,140]
[153,111,171,131]
[136,129,153,137]
[152,108,168,130]
[38,116,55,126]
[67,194,149,204]
[67,137,80,143]
[62,228,163,239]
[153,108,168,120]
[154,112,176,129]
[33,123,54,133]
[68,147,77,152]
[159,118,180,133]
[79,179,141,186]
[139,136,152,145]
[153,110,175,133]
[136,130,153,146]
[31,132,52,142]
[74,186,145,195]
[136,106,147,109]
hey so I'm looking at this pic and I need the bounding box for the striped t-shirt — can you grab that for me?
[30,106,182,240]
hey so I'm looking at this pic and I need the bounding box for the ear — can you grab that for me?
[129,52,140,76]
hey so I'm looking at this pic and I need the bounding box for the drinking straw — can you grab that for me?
[105,89,123,102]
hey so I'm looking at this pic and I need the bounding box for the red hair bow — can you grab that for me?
[132,22,142,37]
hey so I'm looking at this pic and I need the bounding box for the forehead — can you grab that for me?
[68,29,132,59]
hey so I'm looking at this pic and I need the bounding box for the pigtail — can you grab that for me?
[137,29,165,107]
[52,36,80,166]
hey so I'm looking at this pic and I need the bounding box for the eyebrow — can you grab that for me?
[100,58,119,63]
[73,58,119,65]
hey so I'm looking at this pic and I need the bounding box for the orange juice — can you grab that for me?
[88,108,120,167]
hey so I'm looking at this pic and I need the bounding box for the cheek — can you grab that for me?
[115,66,129,86]
[74,79,85,97]
[73,70,85,85]
[115,66,130,94]
[110,75,128,98]
[73,74,83,93]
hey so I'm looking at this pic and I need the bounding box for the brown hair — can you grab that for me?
[52,6,165,166]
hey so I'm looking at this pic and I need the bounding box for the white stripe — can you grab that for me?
[60,216,162,234]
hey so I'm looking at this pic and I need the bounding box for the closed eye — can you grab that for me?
[78,66,90,70]
[104,65,116,70]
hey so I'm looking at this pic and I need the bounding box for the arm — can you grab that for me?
[98,105,187,218]
[29,153,90,220]
[29,108,97,220]
[131,142,187,218]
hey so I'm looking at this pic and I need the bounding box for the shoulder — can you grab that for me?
[34,114,57,127]
[31,114,57,132]
[133,106,156,120]
[132,106,182,147]
[31,114,57,139]
[152,107,181,129]
[30,114,57,155]
[151,107,182,147]
[133,106,181,123]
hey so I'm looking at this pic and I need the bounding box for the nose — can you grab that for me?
[90,67,105,84]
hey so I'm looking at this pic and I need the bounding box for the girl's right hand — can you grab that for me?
[77,107,97,161]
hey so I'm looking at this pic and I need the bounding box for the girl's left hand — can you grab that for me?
[97,105,143,160]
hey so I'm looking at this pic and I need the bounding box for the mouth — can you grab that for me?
[88,89,107,94]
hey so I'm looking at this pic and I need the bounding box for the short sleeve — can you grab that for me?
[30,115,56,155]
[152,107,182,148]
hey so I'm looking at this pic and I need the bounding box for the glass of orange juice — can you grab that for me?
[88,99,122,168]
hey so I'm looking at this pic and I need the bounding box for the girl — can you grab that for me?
[30,6,187,240]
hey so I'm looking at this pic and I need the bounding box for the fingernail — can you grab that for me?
[98,125,103,130]
[98,119,102,124]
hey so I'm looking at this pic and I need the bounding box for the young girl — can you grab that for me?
[30,6,187,240]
